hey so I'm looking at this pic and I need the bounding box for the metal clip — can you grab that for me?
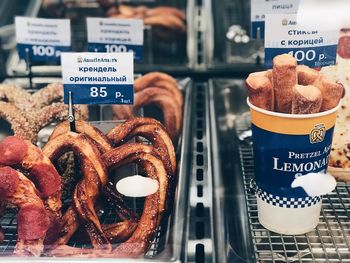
[68,91,76,132]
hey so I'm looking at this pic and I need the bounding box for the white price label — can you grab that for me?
[87,18,144,60]
[250,0,300,39]
[61,52,134,105]
[15,16,71,62]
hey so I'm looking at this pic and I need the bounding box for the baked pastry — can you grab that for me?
[291,85,322,114]
[321,50,350,179]
[247,54,344,115]
[0,83,88,144]
[246,71,274,111]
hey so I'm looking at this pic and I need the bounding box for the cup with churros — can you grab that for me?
[246,54,345,235]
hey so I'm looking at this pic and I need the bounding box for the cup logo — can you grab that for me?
[77,56,82,63]
[310,124,326,144]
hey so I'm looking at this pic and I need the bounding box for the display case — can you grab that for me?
[6,0,193,77]
[0,0,350,262]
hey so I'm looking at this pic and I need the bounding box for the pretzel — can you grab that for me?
[50,143,168,258]
[47,121,137,247]
[0,102,37,142]
[145,6,186,20]
[0,167,50,256]
[112,88,182,141]
[107,5,186,34]
[43,132,109,250]
[0,83,89,144]
[107,117,176,176]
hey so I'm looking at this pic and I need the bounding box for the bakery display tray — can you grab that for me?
[0,77,193,262]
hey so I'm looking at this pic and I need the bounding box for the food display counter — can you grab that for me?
[0,1,349,262]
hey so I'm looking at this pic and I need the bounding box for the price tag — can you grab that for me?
[87,18,144,61]
[15,17,71,62]
[251,0,300,39]
[264,14,339,68]
[61,52,134,105]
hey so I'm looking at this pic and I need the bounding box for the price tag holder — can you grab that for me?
[251,0,300,39]
[61,52,134,105]
[264,14,339,68]
[15,17,71,63]
[87,18,144,61]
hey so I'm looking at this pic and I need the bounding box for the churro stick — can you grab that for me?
[272,54,297,113]
[297,65,319,85]
[246,71,274,111]
[292,85,323,114]
[312,76,345,111]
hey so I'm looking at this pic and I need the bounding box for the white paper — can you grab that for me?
[15,16,71,46]
[87,17,143,45]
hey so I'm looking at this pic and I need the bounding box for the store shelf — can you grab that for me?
[6,0,190,77]
[236,113,350,263]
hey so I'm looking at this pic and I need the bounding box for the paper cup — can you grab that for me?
[248,99,340,235]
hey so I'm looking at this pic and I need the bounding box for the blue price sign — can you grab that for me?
[15,17,71,63]
[87,18,144,61]
[17,44,70,62]
[264,14,339,68]
[63,84,133,104]
[88,43,143,61]
[61,52,134,105]
[265,46,338,68]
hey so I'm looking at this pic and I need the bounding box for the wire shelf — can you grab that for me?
[0,191,166,258]
[236,113,350,263]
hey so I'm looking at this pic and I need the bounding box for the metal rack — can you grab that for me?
[235,113,350,263]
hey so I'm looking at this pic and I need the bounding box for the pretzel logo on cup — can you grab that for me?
[310,124,326,144]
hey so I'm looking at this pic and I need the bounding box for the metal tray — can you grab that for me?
[6,0,190,77]
[0,77,193,262]
[209,78,350,263]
